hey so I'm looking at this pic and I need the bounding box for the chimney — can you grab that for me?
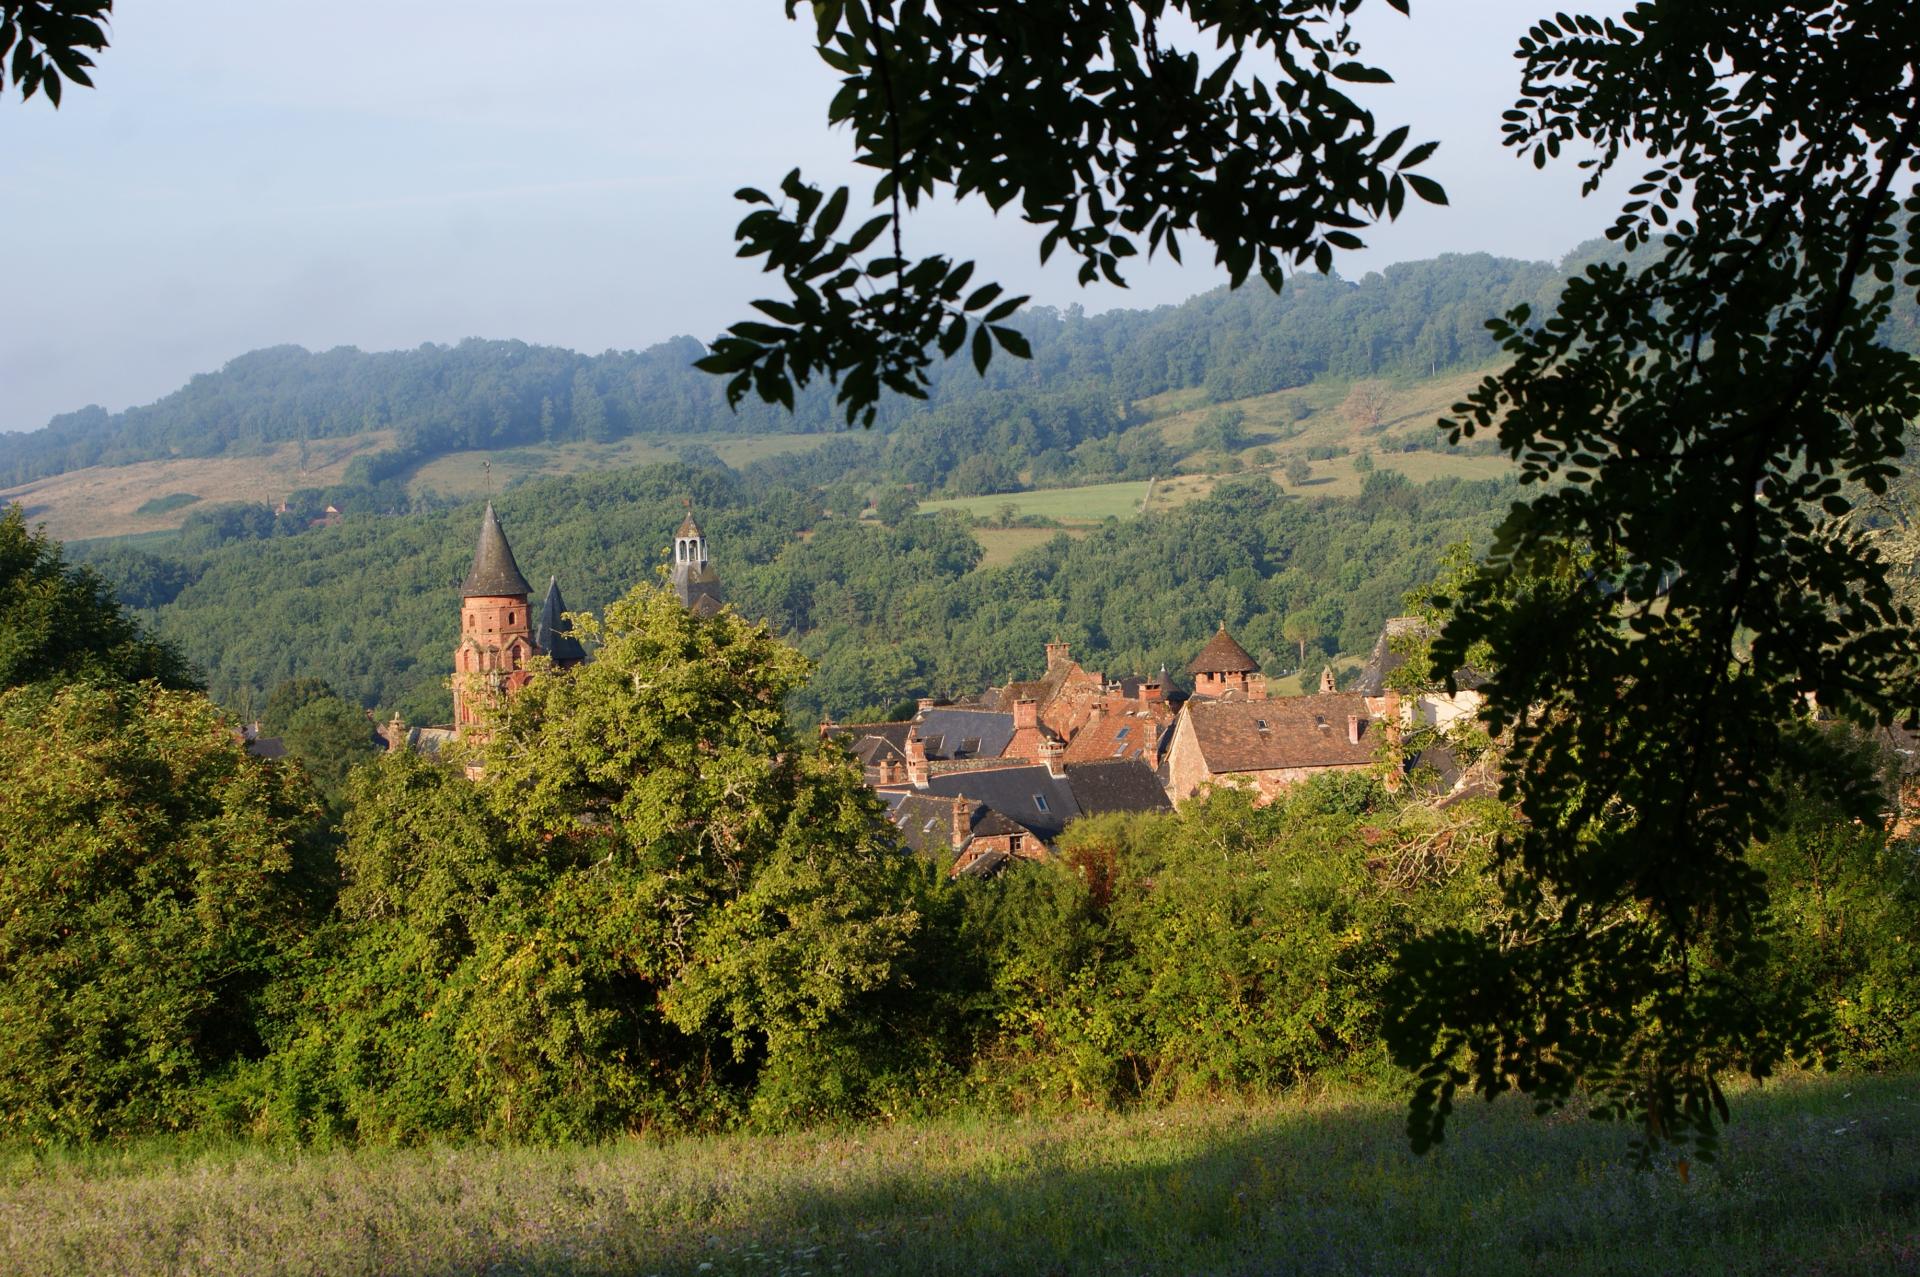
[1039,737,1066,778]
[1247,672,1269,701]
[917,696,936,713]
[1319,666,1337,694]
[385,712,408,753]
[906,731,930,789]
[1385,688,1403,726]
[1141,678,1163,705]
[1347,715,1362,746]
[1045,641,1070,669]
[1013,697,1038,730]
[818,714,836,741]
[951,796,972,850]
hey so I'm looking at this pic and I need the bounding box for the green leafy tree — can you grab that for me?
[873,485,919,526]
[0,505,195,692]
[1393,4,1920,1160]
[263,585,925,1140]
[0,680,325,1140]
[697,0,1444,423]
[0,1,110,106]
[280,694,381,808]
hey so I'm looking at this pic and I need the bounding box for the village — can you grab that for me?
[334,501,1491,878]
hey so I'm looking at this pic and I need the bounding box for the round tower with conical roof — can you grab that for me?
[1187,623,1266,700]
[453,503,535,735]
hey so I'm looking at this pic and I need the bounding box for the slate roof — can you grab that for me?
[1183,693,1378,773]
[460,504,533,598]
[837,721,913,767]
[1355,617,1484,696]
[916,708,1016,760]
[675,510,703,538]
[882,791,963,854]
[1065,759,1172,815]
[923,765,1082,844]
[534,576,588,665]
[1188,626,1261,675]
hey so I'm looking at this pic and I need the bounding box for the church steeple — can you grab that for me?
[671,501,726,616]
[460,503,533,598]
[534,575,587,666]
[453,503,535,736]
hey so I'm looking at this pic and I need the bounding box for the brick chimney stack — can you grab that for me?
[1045,641,1070,670]
[1347,715,1362,745]
[917,696,937,713]
[1039,737,1066,778]
[951,796,972,850]
[906,731,930,789]
[1013,697,1038,730]
[1141,678,1163,704]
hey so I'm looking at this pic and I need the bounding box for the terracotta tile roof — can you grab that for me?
[1185,693,1377,773]
[1188,626,1260,675]
[1061,702,1174,763]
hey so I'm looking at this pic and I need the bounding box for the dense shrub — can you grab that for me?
[0,682,327,1140]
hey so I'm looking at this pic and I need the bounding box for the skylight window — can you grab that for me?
[1115,726,1130,739]
[960,737,982,755]
[1256,719,1269,730]
[924,818,939,833]
[1032,794,1050,812]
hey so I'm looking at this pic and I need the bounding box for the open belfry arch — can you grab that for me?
[671,501,727,617]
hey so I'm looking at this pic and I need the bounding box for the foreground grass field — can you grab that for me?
[4,1074,1914,1276]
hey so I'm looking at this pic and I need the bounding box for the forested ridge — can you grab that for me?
[0,250,1582,489]
[80,460,1513,729]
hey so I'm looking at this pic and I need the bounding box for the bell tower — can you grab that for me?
[670,501,727,616]
[453,503,535,737]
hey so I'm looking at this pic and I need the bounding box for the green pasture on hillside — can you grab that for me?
[4,1074,1915,1276]
[921,479,1156,524]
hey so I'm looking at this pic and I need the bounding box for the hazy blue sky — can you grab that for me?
[1,1,1630,434]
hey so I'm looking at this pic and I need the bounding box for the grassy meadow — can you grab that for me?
[0,430,396,542]
[5,1074,1915,1276]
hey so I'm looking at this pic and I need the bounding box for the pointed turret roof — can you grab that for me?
[1188,624,1261,675]
[675,501,703,539]
[534,576,588,665]
[459,503,532,598]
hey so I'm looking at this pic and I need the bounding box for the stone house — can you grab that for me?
[1164,691,1384,806]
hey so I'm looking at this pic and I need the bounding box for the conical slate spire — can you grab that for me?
[534,576,587,665]
[459,503,532,598]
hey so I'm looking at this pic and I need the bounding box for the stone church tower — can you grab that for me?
[671,505,726,616]
[453,503,535,736]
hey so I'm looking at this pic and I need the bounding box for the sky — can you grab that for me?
[0,1,1631,435]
